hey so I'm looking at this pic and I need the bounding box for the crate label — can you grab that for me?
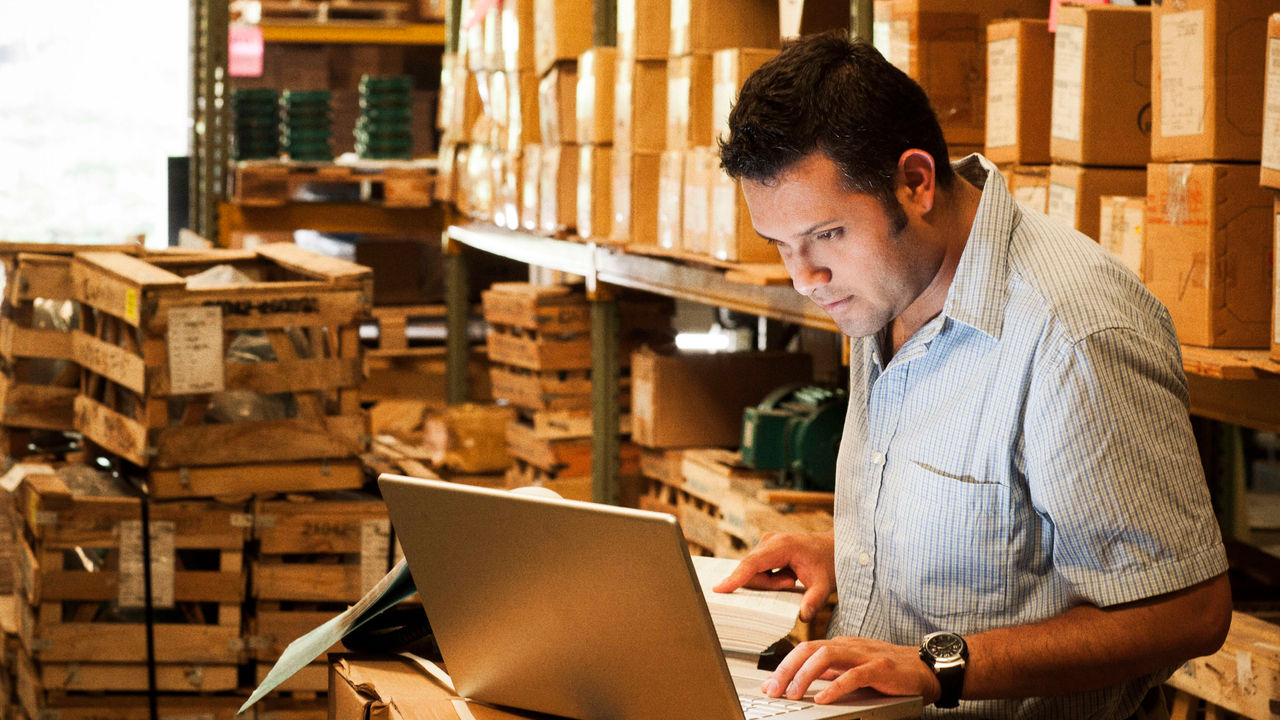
[1047,183,1078,231]
[118,519,176,609]
[1160,10,1206,137]
[361,518,392,594]
[0,462,54,492]
[125,288,139,324]
[985,37,1019,149]
[1050,23,1084,143]
[1264,38,1280,172]
[167,305,225,395]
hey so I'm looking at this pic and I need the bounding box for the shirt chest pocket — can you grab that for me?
[879,460,1012,625]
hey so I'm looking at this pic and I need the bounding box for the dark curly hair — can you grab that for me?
[719,30,954,215]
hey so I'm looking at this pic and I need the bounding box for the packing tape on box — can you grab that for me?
[1165,163,1193,225]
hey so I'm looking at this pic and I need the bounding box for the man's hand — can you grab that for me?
[712,531,835,622]
[762,636,940,706]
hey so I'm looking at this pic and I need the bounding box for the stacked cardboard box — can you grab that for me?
[576,47,616,241]
[985,19,1053,214]
[1147,0,1275,348]
[1047,5,1150,244]
[610,0,670,249]
[1258,14,1280,361]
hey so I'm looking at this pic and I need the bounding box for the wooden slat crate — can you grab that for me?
[362,346,492,405]
[485,323,590,371]
[143,458,366,500]
[70,244,372,468]
[12,668,245,720]
[480,284,591,335]
[230,160,432,208]
[366,304,446,353]
[1166,611,1280,720]
[504,417,592,478]
[488,365,593,411]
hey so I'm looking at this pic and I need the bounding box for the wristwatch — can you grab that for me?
[919,631,968,708]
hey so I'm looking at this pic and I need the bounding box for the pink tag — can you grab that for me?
[229,25,264,77]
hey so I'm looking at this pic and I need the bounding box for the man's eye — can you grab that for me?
[816,228,842,241]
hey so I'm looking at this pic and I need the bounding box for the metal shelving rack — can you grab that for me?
[190,0,230,240]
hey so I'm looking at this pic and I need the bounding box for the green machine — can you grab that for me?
[740,385,848,492]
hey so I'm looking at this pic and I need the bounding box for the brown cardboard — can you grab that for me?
[873,0,1048,148]
[1261,14,1280,188]
[615,58,668,153]
[534,0,593,77]
[984,20,1053,165]
[657,150,685,250]
[1273,193,1280,360]
[611,150,662,247]
[1047,164,1147,242]
[507,70,540,155]
[495,151,523,231]
[329,655,540,720]
[577,144,612,240]
[1005,164,1050,214]
[575,47,617,145]
[1144,163,1274,347]
[631,349,814,448]
[520,143,543,232]
[1097,195,1146,277]
[481,5,503,72]
[710,165,775,264]
[617,0,670,61]
[501,0,535,72]
[1152,0,1273,162]
[681,146,714,255]
[669,0,780,57]
[538,61,577,146]
[539,143,579,235]
[712,48,778,147]
[666,53,713,151]
[1049,5,1151,167]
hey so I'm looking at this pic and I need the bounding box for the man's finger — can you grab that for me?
[798,581,830,623]
[712,547,792,593]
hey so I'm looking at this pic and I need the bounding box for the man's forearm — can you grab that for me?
[962,573,1231,700]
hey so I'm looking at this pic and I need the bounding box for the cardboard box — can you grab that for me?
[439,54,483,137]
[667,53,714,151]
[520,143,542,232]
[495,150,522,231]
[615,58,668,153]
[1097,195,1145,277]
[1273,193,1280,361]
[501,0,535,72]
[1261,13,1280,188]
[577,144,612,240]
[534,0,593,76]
[711,166,774,264]
[463,2,485,72]
[481,4,504,72]
[1050,5,1151,167]
[1047,164,1147,242]
[657,150,685,250]
[670,0,780,57]
[1006,164,1050,214]
[538,61,577,145]
[330,654,540,720]
[507,70,540,155]
[682,146,714,255]
[611,150,662,247]
[631,349,814,448]
[873,0,1048,148]
[712,48,778,147]
[1144,162,1274,347]
[984,19,1053,165]
[435,140,460,203]
[780,0,851,39]
[539,143,579,235]
[617,0,670,60]
[575,47,617,145]
[1152,0,1273,162]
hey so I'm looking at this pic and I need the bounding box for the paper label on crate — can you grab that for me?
[361,518,393,594]
[0,463,55,492]
[986,37,1019,149]
[1263,39,1280,171]
[1160,11,1206,137]
[712,181,737,260]
[166,304,225,395]
[1099,199,1144,276]
[1013,185,1049,215]
[1051,24,1084,143]
[1047,183,1078,231]
[118,519,176,609]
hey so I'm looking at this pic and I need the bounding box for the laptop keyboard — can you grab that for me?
[739,694,812,718]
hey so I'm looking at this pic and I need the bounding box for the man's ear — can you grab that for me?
[896,149,937,215]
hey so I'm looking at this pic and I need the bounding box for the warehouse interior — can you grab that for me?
[2,0,1280,718]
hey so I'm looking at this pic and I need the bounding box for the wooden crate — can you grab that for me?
[488,365,592,411]
[12,670,245,720]
[144,458,366,500]
[485,323,590,371]
[480,283,591,335]
[250,492,393,604]
[11,467,247,674]
[230,160,432,208]
[504,416,592,478]
[1166,611,1280,720]
[362,346,492,405]
[70,244,372,468]
[366,304,446,353]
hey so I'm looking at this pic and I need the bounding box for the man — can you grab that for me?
[714,32,1231,719]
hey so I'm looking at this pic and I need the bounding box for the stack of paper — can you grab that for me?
[690,555,804,655]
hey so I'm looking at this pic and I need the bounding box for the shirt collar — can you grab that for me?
[939,153,1020,340]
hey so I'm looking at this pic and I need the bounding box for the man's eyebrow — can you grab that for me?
[756,219,840,243]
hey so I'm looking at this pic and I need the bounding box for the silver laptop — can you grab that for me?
[378,473,921,720]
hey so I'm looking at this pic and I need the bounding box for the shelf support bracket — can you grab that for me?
[590,283,621,505]
[444,212,471,406]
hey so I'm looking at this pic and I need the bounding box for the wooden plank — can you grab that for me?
[12,253,75,302]
[74,252,187,290]
[40,661,240,692]
[255,495,389,554]
[151,414,368,468]
[486,328,591,371]
[151,287,369,333]
[73,395,151,466]
[253,241,375,283]
[253,562,369,603]
[639,448,685,485]
[27,618,241,663]
[1,325,72,360]
[0,381,76,430]
[72,331,148,395]
[146,459,364,499]
[480,284,591,333]
[680,448,772,506]
[488,365,592,411]
[1188,374,1280,435]
[1181,346,1280,380]
[38,569,244,604]
[1166,611,1280,720]
[505,419,592,476]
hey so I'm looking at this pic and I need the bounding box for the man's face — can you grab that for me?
[741,152,944,339]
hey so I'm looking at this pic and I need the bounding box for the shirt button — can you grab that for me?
[870,451,885,466]
[858,552,871,566]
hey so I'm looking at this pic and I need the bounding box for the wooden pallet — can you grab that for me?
[70,244,371,468]
[231,161,433,208]
[143,458,366,500]
[485,323,591,371]
[12,677,245,720]
[234,0,409,25]
[1166,611,1280,719]
[251,492,394,604]
[488,365,593,411]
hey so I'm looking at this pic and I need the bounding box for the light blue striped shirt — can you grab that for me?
[828,155,1228,719]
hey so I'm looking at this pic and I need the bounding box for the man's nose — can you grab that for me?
[790,255,831,297]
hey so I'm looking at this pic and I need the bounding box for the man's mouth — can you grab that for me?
[816,296,849,313]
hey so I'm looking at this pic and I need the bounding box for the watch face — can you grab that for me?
[925,633,964,661]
